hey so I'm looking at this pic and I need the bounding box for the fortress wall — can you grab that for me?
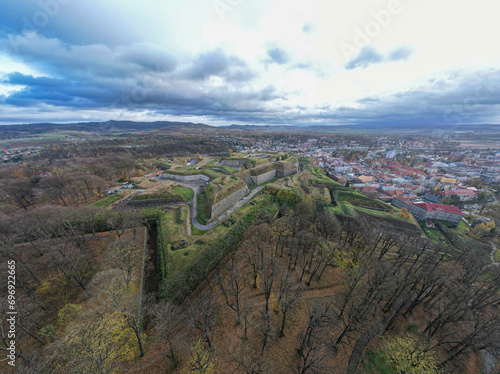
[161,174,211,183]
[250,169,277,185]
[276,168,298,178]
[220,160,244,167]
[210,185,249,219]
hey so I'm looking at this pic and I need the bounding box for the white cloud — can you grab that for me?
[0,0,500,125]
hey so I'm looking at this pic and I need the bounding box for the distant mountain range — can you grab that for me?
[0,120,212,135]
[0,120,498,135]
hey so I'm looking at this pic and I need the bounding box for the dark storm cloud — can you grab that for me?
[4,72,65,87]
[183,50,255,81]
[190,68,500,126]
[0,33,277,122]
[119,43,177,72]
[1,31,499,127]
[313,69,500,126]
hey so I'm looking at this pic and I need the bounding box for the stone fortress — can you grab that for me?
[159,155,298,221]
[209,156,298,220]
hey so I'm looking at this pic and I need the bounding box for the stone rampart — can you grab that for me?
[276,167,297,178]
[210,186,249,219]
[161,174,211,183]
[250,169,277,185]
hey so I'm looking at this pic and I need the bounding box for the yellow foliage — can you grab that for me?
[335,249,355,270]
[400,208,409,218]
[58,303,83,328]
[380,334,441,374]
[57,311,136,373]
[37,274,67,295]
[184,339,215,374]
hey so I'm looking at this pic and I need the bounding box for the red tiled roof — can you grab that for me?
[393,196,413,205]
[442,190,476,196]
[413,203,463,215]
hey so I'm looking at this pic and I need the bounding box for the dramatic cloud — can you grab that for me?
[183,50,254,81]
[0,0,499,126]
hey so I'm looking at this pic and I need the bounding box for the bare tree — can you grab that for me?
[215,254,248,325]
[242,240,263,289]
[105,278,146,357]
[297,299,335,374]
[255,310,274,356]
[232,339,269,374]
[108,239,145,286]
[187,291,220,349]
[276,273,303,337]
[262,256,279,314]
[151,301,182,368]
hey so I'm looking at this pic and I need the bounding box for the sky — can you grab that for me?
[0,0,499,127]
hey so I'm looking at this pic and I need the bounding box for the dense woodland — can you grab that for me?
[147,202,500,373]
[0,129,499,373]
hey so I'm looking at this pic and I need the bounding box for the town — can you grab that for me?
[216,132,500,226]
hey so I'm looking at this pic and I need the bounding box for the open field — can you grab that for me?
[130,181,182,201]
[354,206,419,226]
[421,223,450,245]
[131,176,159,189]
[89,192,126,207]
[173,186,194,201]
[327,201,357,218]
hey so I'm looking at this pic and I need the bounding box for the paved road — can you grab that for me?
[191,186,264,231]
[490,241,499,266]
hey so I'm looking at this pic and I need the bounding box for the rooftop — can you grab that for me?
[413,202,463,215]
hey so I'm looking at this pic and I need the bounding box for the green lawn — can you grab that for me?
[173,186,194,201]
[420,222,451,246]
[160,206,189,245]
[157,205,190,279]
[89,193,124,207]
[196,192,210,225]
[213,165,237,173]
[452,220,469,235]
[327,201,357,218]
[494,249,500,262]
[190,224,205,236]
[205,159,218,167]
[364,350,393,374]
[354,206,419,226]
[166,194,277,281]
[333,189,389,210]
